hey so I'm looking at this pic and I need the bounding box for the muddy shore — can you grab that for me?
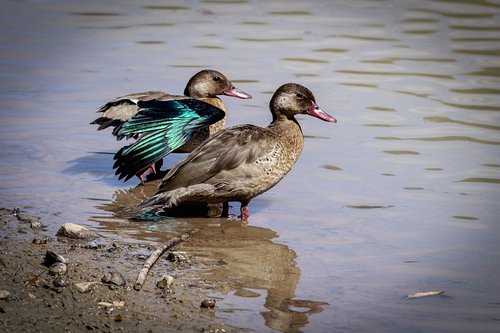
[1,205,322,333]
[0,206,237,333]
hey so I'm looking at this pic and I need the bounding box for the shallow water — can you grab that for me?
[1,0,500,332]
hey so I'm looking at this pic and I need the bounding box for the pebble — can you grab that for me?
[49,262,67,276]
[30,220,43,229]
[74,282,99,293]
[167,251,188,263]
[0,290,10,300]
[200,299,216,309]
[32,237,52,245]
[56,223,97,240]
[156,274,174,290]
[44,250,67,266]
[53,276,67,288]
[102,271,126,287]
[83,241,99,249]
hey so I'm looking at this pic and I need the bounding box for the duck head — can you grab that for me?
[270,83,337,123]
[184,69,252,100]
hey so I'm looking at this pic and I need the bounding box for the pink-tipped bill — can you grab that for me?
[307,102,337,123]
[223,84,252,99]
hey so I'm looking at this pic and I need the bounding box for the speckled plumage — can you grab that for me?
[141,83,337,221]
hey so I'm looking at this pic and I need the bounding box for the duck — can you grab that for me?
[140,83,336,221]
[90,69,252,182]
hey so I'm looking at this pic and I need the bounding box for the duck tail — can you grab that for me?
[139,192,176,209]
[139,184,214,209]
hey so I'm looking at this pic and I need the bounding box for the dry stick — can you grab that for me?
[134,228,199,291]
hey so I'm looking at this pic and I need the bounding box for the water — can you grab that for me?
[1,0,500,332]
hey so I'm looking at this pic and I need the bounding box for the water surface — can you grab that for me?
[1,0,500,332]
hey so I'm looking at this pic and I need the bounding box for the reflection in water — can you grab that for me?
[94,185,327,332]
[187,223,327,332]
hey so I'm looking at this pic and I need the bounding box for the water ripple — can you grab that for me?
[458,178,500,184]
[424,116,500,130]
[433,99,500,111]
[362,57,456,64]
[407,8,494,18]
[382,150,420,155]
[313,48,348,53]
[465,66,500,76]
[376,136,500,145]
[453,49,500,56]
[282,57,329,63]
[450,25,500,31]
[70,12,122,16]
[339,34,399,42]
[238,37,302,42]
[336,70,454,80]
[346,205,394,209]
[450,88,500,94]
[321,164,343,171]
[268,11,311,15]
[142,6,190,10]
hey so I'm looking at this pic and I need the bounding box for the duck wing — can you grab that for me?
[113,99,225,181]
[91,91,185,138]
[158,124,275,192]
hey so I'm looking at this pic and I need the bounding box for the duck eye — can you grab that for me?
[296,92,304,99]
[213,76,221,82]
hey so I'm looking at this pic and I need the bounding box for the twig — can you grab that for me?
[13,264,22,277]
[134,228,199,291]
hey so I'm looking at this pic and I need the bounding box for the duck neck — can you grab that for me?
[269,115,304,157]
[199,97,226,113]
[270,114,302,131]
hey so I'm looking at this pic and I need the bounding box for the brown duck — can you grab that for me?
[140,83,336,221]
[91,69,251,182]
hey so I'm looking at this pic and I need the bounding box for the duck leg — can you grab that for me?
[136,159,165,183]
[137,166,155,184]
[221,202,230,217]
[239,201,250,223]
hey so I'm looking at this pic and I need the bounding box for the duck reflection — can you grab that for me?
[93,185,327,332]
[185,223,328,333]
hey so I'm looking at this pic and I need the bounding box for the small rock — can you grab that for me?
[102,271,126,287]
[53,276,68,288]
[74,282,99,293]
[30,220,44,229]
[167,251,188,263]
[0,290,10,300]
[97,301,114,307]
[107,243,121,253]
[156,275,174,290]
[32,237,51,245]
[44,250,67,266]
[82,241,99,249]
[56,223,97,240]
[98,300,125,308]
[200,299,216,309]
[49,262,67,276]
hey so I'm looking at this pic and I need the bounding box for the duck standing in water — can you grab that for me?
[140,83,336,221]
[91,69,252,182]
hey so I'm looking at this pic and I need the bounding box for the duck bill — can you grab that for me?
[307,102,337,122]
[223,84,252,99]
